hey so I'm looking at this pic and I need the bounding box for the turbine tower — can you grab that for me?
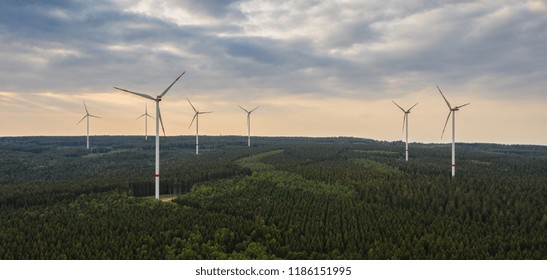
[114,71,185,199]
[76,101,101,150]
[437,85,470,177]
[136,103,155,140]
[238,105,259,147]
[392,101,418,161]
[187,98,212,155]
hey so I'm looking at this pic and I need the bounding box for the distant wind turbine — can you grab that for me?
[187,98,212,155]
[76,101,101,150]
[114,71,185,199]
[392,101,418,161]
[136,103,155,140]
[238,105,259,147]
[437,85,470,177]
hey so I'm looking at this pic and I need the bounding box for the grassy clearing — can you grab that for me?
[351,149,399,155]
[160,195,177,202]
[351,158,402,176]
[236,149,283,172]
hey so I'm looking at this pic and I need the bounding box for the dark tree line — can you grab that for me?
[0,136,545,259]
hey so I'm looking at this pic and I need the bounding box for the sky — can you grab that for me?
[0,0,546,145]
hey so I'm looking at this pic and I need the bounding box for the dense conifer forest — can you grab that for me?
[0,136,545,259]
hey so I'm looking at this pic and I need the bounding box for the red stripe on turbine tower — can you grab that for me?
[155,174,160,177]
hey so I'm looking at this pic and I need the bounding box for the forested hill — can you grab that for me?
[0,136,545,259]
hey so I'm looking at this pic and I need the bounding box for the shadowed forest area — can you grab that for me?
[0,136,545,259]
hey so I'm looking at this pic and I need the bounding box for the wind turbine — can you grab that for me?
[238,105,260,147]
[437,85,470,177]
[187,98,212,155]
[114,71,185,199]
[76,101,101,150]
[136,103,155,140]
[392,101,418,161]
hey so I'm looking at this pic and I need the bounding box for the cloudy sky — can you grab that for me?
[1,0,546,144]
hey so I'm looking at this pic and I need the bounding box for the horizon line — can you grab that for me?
[0,134,545,147]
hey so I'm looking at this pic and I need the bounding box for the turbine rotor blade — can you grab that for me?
[408,102,419,111]
[441,111,451,139]
[83,101,89,114]
[113,87,156,101]
[136,113,146,120]
[76,115,87,125]
[89,114,101,119]
[392,101,405,112]
[158,105,166,138]
[160,71,185,97]
[402,113,406,133]
[238,105,249,113]
[456,103,471,109]
[187,98,197,113]
[199,111,213,114]
[249,106,260,113]
[189,113,197,128]
[436,85,452,109]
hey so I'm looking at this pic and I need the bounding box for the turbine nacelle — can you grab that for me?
[187,98,213,128]
[453,103,470,111]
[392,101,417,113]
[239,105,260,115]
[113,71,185,102]
[392,101,418,133]
[437,85,470,139]
[136,104,155,120]
[77,101,102,125]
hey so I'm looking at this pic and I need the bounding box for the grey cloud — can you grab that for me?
[225,39,282,65]
[0,0,545,102]
[166,0,244,18]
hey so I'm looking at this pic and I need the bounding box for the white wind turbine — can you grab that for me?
[392,101,418,162]
[77,101,101,150]
[238,105,260,147]
[136,103,155,140]
[114,72,185,199]
[187,98,213,155]
[437,85,470,177]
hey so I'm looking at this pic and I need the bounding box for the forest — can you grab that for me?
[0,136,545,259]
